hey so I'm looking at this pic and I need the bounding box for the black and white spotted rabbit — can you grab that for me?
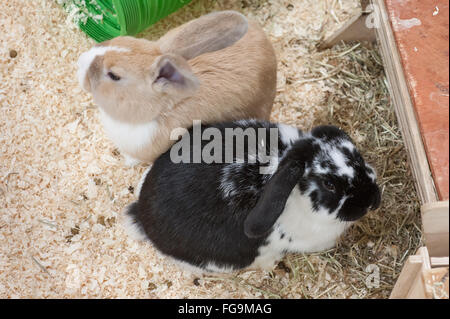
[123,120,381,273]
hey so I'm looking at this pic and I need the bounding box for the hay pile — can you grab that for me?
[0,0,422,298]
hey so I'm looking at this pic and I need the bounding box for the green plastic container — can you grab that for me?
[65,0,192,42]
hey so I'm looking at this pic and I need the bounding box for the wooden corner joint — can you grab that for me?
[390,246,449,299]
[319,1,376,49]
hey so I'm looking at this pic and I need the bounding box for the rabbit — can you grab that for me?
[122,120,381,273]
[77,11,277,165]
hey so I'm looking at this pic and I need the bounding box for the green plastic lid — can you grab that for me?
[64,0,192,42]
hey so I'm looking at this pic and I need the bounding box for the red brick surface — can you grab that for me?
[385,0,449,200]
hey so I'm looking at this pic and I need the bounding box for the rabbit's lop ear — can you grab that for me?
[244,160,304,239]
[152,54,200,97]
[158,11,249,60]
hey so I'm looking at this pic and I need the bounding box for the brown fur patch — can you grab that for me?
[84,15,277,163]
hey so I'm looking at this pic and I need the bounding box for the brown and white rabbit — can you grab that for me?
[77,11,277,165]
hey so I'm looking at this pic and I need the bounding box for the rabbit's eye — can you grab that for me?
[323,180,336,192]
[107,71,121,81]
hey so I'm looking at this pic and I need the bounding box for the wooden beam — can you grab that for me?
[417,246,431,269]
[373,0,438,204]
[320,1,376,49]
[421,201,449,257]
[390,255,426,298]
[431,257,449,268]
[390,247,432,299]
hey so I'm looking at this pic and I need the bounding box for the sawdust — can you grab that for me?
[0,0,422,298]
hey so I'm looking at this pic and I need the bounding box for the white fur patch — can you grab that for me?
[251,186,349,269]
[278,123,300,146]
[136,165,152,198]
[76,46,129,91]
[170,259,235,275]
[170,259,208,275]
[204,262,236,273]
[312,159,330,175]
[340,140,355,153]
[123,154,141,167]
[99,109,158,161]
[365,164,377,182]
[313,138,356,179]
[328,147,355,179]
[121,205,147,242]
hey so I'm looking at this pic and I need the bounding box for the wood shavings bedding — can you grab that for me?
[0,0,421,298]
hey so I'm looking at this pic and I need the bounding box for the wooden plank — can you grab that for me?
[421,201,449,257]
[431,257,449,268]
[320,11,375,49]
[373,0,438,204]
[320,1,376,49]
[417,246,431,269]
[382,0,449,201]
[406,268,427,299]
[390,247,433,299]
[390,255,425,298]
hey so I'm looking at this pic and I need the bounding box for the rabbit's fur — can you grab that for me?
[124,120,381,273]
[77,11,277,164]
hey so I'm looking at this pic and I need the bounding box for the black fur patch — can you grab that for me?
[131,121,301,270]
[300,126,381,221]
[128,122,380,271]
